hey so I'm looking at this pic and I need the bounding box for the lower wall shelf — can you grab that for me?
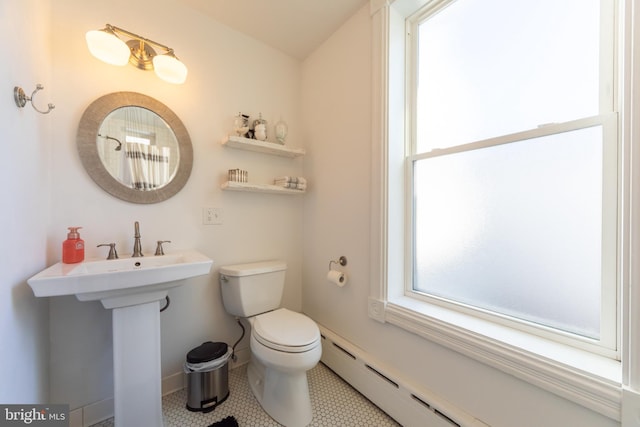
[221,181,306,195]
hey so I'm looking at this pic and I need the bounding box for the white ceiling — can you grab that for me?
[175,0,368,60]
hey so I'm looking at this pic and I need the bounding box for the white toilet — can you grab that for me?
[219,260,322,427]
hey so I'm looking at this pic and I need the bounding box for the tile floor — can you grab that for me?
[91,362,400,426]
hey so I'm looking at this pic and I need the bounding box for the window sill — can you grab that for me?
[382,295,622,421]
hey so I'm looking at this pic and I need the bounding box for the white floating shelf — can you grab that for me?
[222,135,305,158]
[221,181,306,195]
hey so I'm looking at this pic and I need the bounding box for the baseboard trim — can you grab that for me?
[81,397,113,427]
[162,371,185,396]
[228,346,251,370]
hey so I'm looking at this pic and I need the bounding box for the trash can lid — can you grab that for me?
[187,341,228,364]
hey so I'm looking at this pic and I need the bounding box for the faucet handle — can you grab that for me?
[155,240,171,256]
[97,243,119,260]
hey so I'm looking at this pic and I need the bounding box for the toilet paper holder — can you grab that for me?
[328,256,347,270]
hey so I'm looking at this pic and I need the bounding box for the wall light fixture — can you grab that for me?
[86,24,188,84]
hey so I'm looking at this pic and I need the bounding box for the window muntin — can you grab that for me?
[407,0,618,353]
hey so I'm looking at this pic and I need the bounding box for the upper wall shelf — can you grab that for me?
[222,135,306,158]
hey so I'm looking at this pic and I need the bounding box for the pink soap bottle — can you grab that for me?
[62,227,85,264]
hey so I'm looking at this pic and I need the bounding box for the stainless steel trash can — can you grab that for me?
[185,341,231,413]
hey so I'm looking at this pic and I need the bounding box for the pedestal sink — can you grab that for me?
[28,250,213,427]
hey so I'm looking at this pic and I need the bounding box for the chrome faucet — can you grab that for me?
[132,221,143,257]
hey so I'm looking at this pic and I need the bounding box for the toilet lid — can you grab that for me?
[253,308,320,352]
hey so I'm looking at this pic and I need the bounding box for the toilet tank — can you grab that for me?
[219,260,287,317]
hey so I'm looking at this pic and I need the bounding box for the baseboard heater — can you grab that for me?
[318,325,490,427]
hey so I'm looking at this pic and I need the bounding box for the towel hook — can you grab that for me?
[329,256,347,270]
[14,84,55,114]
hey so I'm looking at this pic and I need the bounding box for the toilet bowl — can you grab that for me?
[219,261,322,427]
[247,308,321,427]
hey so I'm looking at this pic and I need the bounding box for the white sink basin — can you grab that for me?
[28,249,213,426]
[28,249,212,308]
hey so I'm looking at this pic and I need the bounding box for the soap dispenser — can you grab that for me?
[62,227,85,264]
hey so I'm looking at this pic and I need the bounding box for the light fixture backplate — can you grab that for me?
[126,39,157,71]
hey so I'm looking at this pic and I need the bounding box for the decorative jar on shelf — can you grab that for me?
[274,118,288,144]
[253,113,267,141]
[233,112,249,137]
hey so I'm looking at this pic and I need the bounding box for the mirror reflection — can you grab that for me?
[97,106,180,190]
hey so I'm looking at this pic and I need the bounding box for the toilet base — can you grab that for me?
[247,355,313,427]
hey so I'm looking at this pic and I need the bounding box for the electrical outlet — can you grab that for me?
[203,207,223,225]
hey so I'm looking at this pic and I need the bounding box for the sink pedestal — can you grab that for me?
[27,250,214,427]
[113,300,164,426]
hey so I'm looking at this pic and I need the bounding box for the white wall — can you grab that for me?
[0,0,51,404]
[300,5,619,427]
[47,0,304,409]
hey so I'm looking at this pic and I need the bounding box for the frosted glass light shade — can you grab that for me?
[152,54,188,84]
[86,29,131,66]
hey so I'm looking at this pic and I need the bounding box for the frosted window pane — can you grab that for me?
[416,0,600,152]
[413,127,603,339]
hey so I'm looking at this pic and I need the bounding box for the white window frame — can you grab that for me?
[367,0,640,421]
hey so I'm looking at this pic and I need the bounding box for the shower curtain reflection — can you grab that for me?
[125,143,171,190]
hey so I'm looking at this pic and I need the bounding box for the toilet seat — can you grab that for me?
[253,308,320,353]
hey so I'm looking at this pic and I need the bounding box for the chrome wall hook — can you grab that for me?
[14,84,55,114]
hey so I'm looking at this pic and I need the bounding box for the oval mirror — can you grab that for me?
[77,92,193,204]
